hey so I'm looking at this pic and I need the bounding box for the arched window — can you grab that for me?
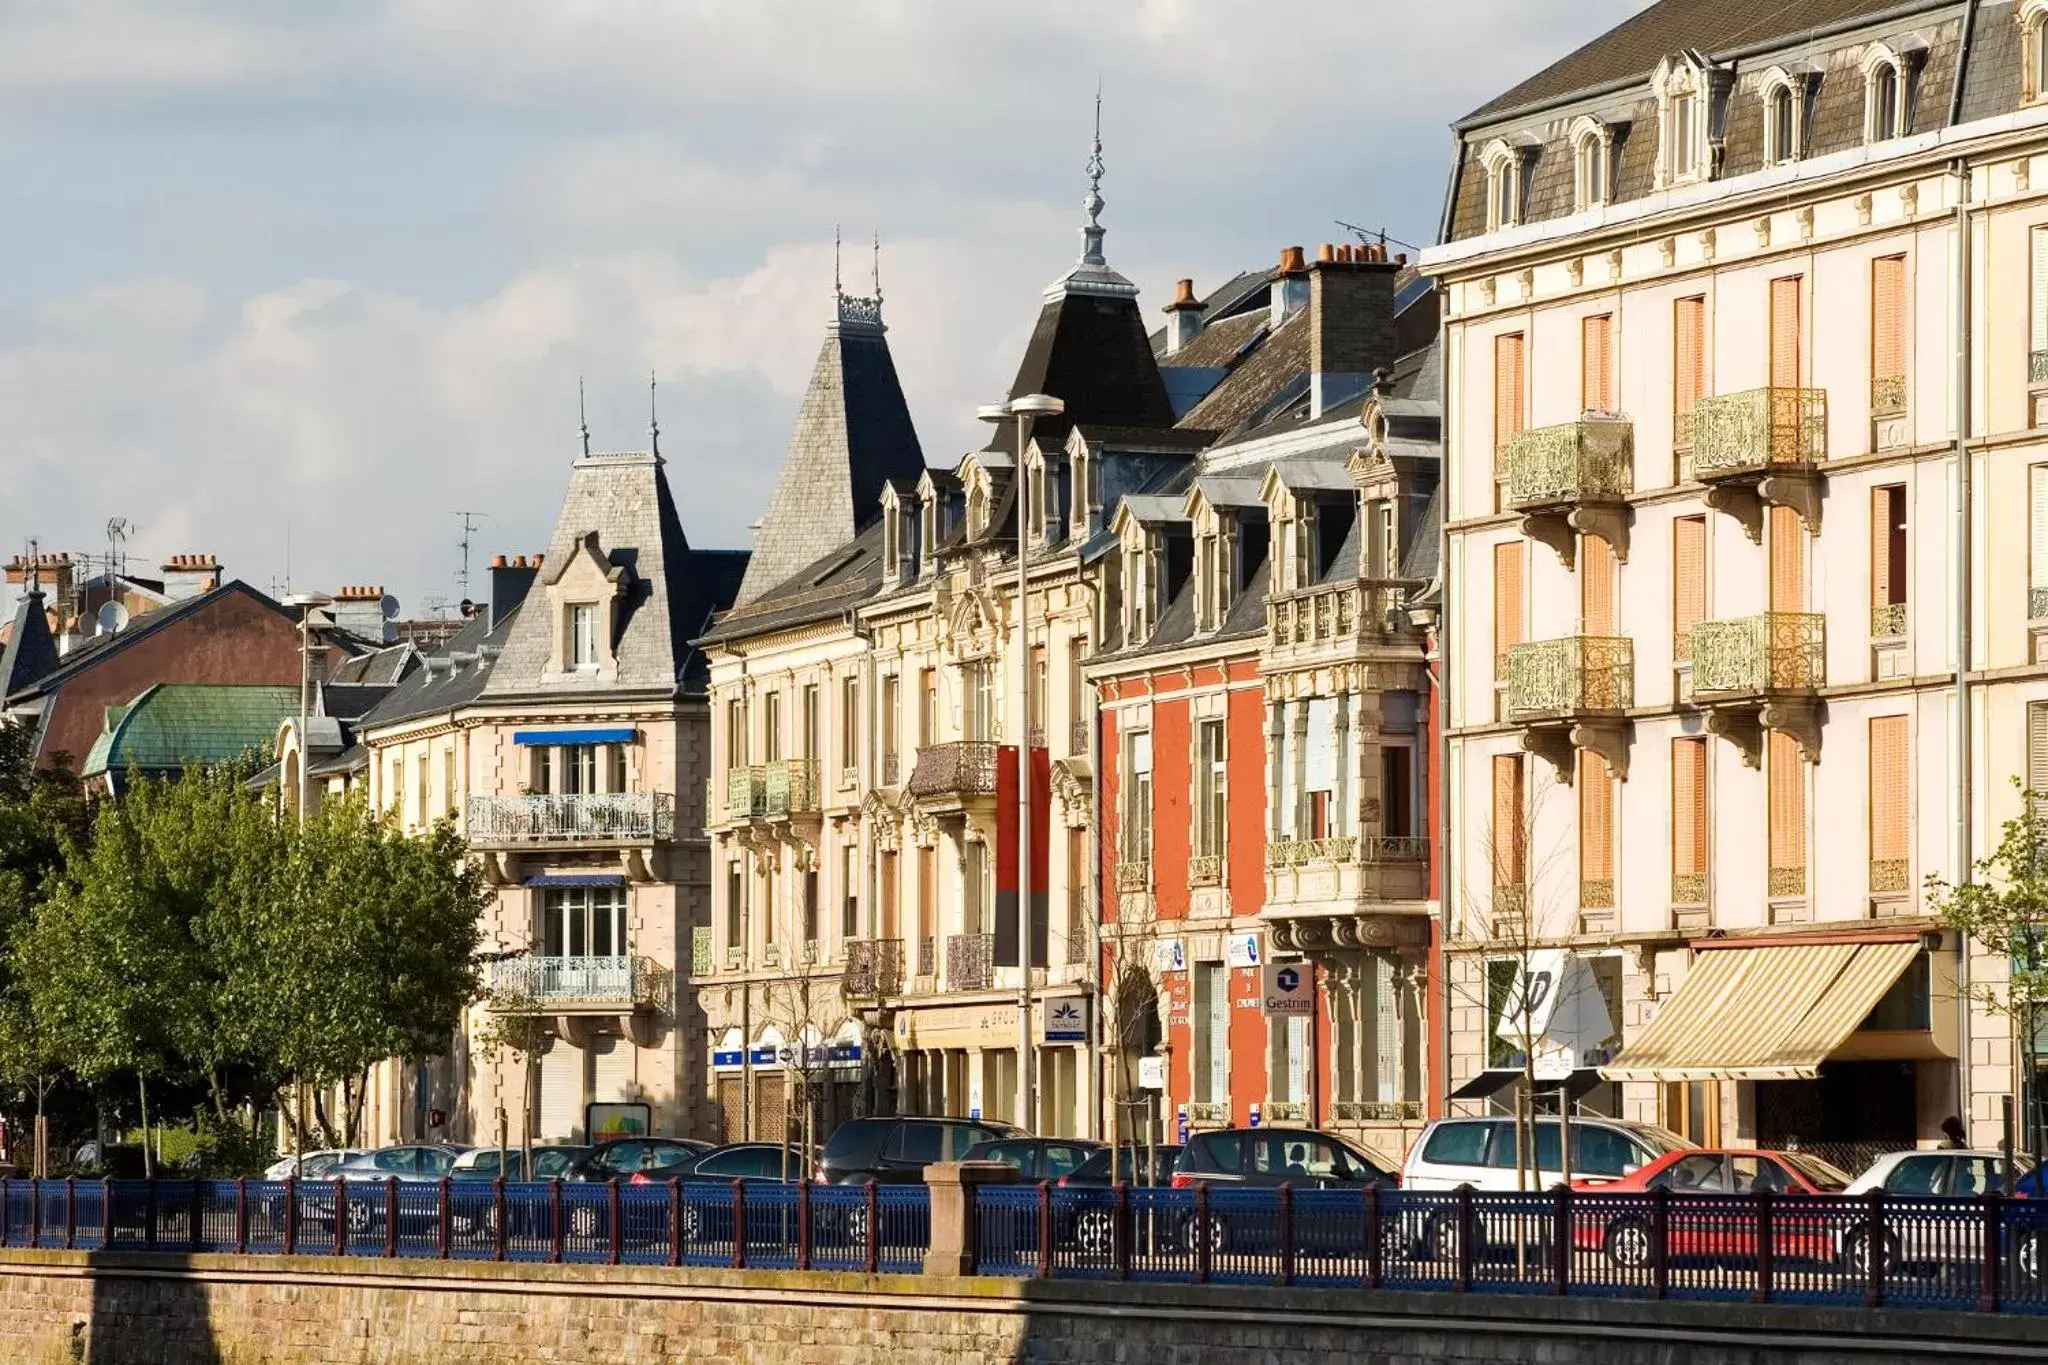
[1570,119,1610,211]
[1769,85,1796,163]
[2024,0,2048,103]
[1872,63,1899,140]
[1480,139,1525,232]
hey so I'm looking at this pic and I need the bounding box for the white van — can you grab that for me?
[1402,1116,1691,1192]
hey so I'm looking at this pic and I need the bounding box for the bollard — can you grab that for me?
[607,1179,621,1266]
[1454,1185,1474,1292]
[1980,1192,2004,1314]
[864,1181,880,1274]
[667,1177,682,1267]
[1862,1186,1886,1309]
[1551,1184,1571,1296]
[1752,1189,1774,1304]
[1194,1184,1212,1284]
[437,1179,451,1260]
[1364,1184,1383,1290]
[550,1179,565,1263]
[1036,1182,1053,1279]
[235,1178,248,1255]
[731,1180,748,1270]
[1277,1182,1295,1287]
[384,1177,399,1258]
[797,1181,813,1272]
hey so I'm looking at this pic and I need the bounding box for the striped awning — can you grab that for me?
[1601,940,1920,1083]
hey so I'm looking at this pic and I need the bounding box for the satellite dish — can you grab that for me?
[95,602,129,636]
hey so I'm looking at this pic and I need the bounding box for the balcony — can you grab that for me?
[1506,417,1633,563]
[488,955,669,1013]
[726,767,765,821]
[762,758,821,818]
[1505,636,1633,782]
[915,936,937,980]
[1691,387,1828,536]
[1265,830,1429,940]
[841,938,905,998]
[906,741,999,810]
[1691,612,1826,764]
[1265,580,1414,654]
[1188,855,1222,888]
[946,932,994,992]
[467,793,676,848]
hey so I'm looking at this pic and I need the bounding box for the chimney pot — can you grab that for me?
[1278,245,1307,275]
[1172,278,1197,307]
[1317,243,1335,263]
[533,554,544,567]
[491,554,508,569]
[1394,252,1408,267]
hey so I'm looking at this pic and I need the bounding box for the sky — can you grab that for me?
[0,0,1650,618]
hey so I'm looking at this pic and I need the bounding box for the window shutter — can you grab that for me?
[1870,487,1893,610]
[1871,255,1906,386]
[1672,737,1708,878]
[1674,296,1706,421]
[2031,228,2048,359]
[1581,534,1616,636]
[2032,466,2048,593]
[1770,277,1803,389]
[1492,753,1524,886]
[1494,332,1525,471]
[1767,730,1806,888]
[1494,540,1525,672]
[1672,516,1707,658]
[2029,703,2048,798]
[1869,715,1909,864]
[1769,505,1805,612]
[1582,314,1614,412]
[1579,749,1614,888]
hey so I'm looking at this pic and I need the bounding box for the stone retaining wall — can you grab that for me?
[3,1250,2044,1364]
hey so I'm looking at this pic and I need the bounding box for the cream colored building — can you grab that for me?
[1425,0,2048,1161]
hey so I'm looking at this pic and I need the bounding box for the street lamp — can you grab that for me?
[978,392,1064,1134]
[283,592,334,826]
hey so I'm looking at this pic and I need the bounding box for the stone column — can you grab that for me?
[1287,699,1310,839]
[1265,696,1286,840]
[922,1160,1019,1276]
[1333,692,1352,839]
[1352,691,1384,844]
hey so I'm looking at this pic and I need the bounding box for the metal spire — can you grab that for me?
[648,370,661,458]
[578,376,591,457]
[872,230,882,303]
[1080,83,1106,266]
[834,224,843,302]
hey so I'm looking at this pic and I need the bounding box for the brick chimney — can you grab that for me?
[1306,243,1400,419]
[1270,246,1310,329]
[333,585,396,644]
[6,553,75,610]
[488,553,541,631]
[1162,278,1203,356]
[160,553,221,602]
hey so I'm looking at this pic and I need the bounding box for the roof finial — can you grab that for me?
[1080,81,1107,267]
[648,369,661,458]
[578,375,590,458]
[872,230,882,303]
[834,224,843,302]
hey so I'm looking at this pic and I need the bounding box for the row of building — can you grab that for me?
[12,0,2048,1169]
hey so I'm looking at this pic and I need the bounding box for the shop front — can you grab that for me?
[890,991,1091,1136]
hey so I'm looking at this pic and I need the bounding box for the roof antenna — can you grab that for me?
[1080,79,1107,266]
[833,224,843,302]
[872,230,882,304]
[578,375,591,457]
[648,369,661,459]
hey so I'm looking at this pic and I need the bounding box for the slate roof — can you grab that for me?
[735,297,925,605]
[329,642,417,687]
[0,591,59,700]
[992,289,1177,451]
[699,520,888,645]
[362,604,515,730]
[81,683,299,780]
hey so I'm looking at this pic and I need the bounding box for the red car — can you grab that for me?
[1570,1148,1852,1268]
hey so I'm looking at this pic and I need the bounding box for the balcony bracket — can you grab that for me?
[1567,504,1631,563]
[1756,471,1824,535]
[1703,706,1763,769]
[619,848,655,884]
[1517,513,1577,570]
[1759,697,1825,764]
[1702,483,1764,544]
[1518,724,1578,785]
[1573,719,1631,782]
[479,850,521,886]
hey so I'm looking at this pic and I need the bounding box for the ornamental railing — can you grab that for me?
[1333,1099,1425,1122]
[1266,579,1412,648]
[1069,720,1090,755]
[1505,417,1633,510]
[2030,588,2048,622]
[726,766,765,821]
[762,758,821,817]
[1265,837,1357,868]
[1115,862,1150,892]
[907,742,1000,799]
[1361,836,1427,864]
[467,793,677,844]
[1691,386,1828,476]
[916,936,937,979]
[946,932,994,992]
[1262,1101,1308,1123]
[1505,636,1633,717]
[1188,855,1222,887]
[1188,1102,1229,1125]
[1870,374,1906,417]
[1871,603,1907,640]
[1671,873,1707,906]
[489,955,668,1010]
[690,927,713,979]
[1870,858,1910,895]
[841,939,905,998]
[1690,613,1825,695]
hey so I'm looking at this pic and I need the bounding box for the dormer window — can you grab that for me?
[570,603,599,668]
[1653,52,1727,189]
[541,529,625,679]
[1767,83,1797,164]
[2026,0,2048,104]
[1862,42,1922,144]
[1870,62,1900,140]
[1127,540,1151,643]
[1670,90,1698,177]
[1569,117,1614,211]
[1479,139,1527,231]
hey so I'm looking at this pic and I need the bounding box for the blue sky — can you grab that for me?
[0,0,1646,616]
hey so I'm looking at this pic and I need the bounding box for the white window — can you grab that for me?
[1569,118,1611,211]
[1123,729,1153,864]
[570,603,599,667]
[1194,963,1229,1103]
[1671,91,1697,177]
[2032,226,2048,387]
[542,885,627,960]
[1196,718,1227,860]
[1480,139,1524,231]
[1653,53,1723,188]
[2029,0,2048,104]
[1862,45,1917,144]
[1760,69,1809,165]
[1870,63,1900,141]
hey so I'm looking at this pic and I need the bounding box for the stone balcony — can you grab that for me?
[1691,386,1828,536]
[1505,635,1634,781]
[467,793,676,849]
[1265,579,1415,657]
[488,954,670,1014]
[1506,416,1633,564]
[1690,612,1826,764]
[840,938,906,999]
[1265,834,1429,952]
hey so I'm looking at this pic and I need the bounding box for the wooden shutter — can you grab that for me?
[1767,730,1805,888]
[2032,228,2048,360]
[1492,754,1525,885]
[1671,738,1708,878]
[1674,296,1706,423]
[2029,703,2048,797]
[1581,534,1616,636]
[1579,749,1614,888]
[1672,516,1706,658]
[1869,715,1909,863]
[1494,332,1525,471]
[1770,277,1803,389]
[1871,255,1906,387]
[1870,487,1893,610]
[1494,540,1525,672]
[2032,466,2048,595]
[1582,314,1614,412]
[1769,505,1805,612]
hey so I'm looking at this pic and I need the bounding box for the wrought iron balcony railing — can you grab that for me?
[946,932,994,992]
[1690,386,1828,477]
[1505,636,1634,717]
[467,793,676,845]
[1871,603,1907,640]
[690,927,713,979]
[1671,873,1707,906]
[916,935,937,979]
[1115,861,1150,892]
[489,955,669,1011]
[1506,417,1633,510]
[726,766,764,821]
[1266,837,1357,868]
[1870,858,1910,895]
[1360,836,1428,864]
[762,758,821,817]
[907,741,1000,799]
[841,938,905,997]
[1870,375,1906,417]
[1689,613,1825,695]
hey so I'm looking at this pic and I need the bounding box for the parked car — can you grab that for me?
[1170,1128,1396,1255]
[961,1137,1103,1183]
[558,1138,713,1239]
[1054,1143,1181,1257]
[1569,1148,1851,1269]
[680,1143,807,1184]
[262,1149,367,1182]
[446,1146,590,1239]
[1402,1116,1691,1192]
[1839,1149,2040,1276]
[305,1145,469,1238]
[815,1116,1017,1186]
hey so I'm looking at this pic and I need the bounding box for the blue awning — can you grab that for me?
[512,727,638,746]
[523,873,627,888]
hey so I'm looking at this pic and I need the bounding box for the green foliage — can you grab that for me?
[0,724,88,1114]
[1927,778,2048,1053]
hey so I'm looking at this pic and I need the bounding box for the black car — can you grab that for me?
[815,1116,1017,1185]
[961,1137,1103,1184]
[1060,1143,1183,1187]
[1051,1143,1183,1258]
[1172,1128,1397,1255]
[666,1143,808,1246]
[560,1138,713,1239]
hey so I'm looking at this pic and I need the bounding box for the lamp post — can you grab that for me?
[978,393,1064,1134]
[283,592,333,826]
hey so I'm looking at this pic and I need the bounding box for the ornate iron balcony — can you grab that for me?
[726,766,765,821]
[762,758,820,817]
[916,935,937,979]
[1505,636,1633,717]
[1870,858,1909,895]
[841,938,905,998]
[1871,603,1907,640]
[1188,854,1222,888]
[1115,861,1150,892]
[1691,386,1828,477]
[946,932,994,992]
[1671,873,1707,906]
[1506,417,1633,510]
[1870,375,1906,417]
[489,955,669,1011]
[1690,613,1825,695]
[468,792,677,845]
[690,927,713,979]
[907,741,999,799]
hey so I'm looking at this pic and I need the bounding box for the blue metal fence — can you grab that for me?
[6,1175,2047,1314]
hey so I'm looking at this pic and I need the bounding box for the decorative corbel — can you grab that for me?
[1658,237,1676,268]
[1855,193,1874,226]
[1519,726,1578,785]
[1756,471,1825,534]
[1759,697,1826,764]
[1518,514,1577,569]
[1570,719,1632,783]
[1704,707,1763,769]
[1703,483,1764,544]
[1567,504,1631,564]
[1797,206,1815,241]
[1752,216,1771,248]
[1567,258,1585,288]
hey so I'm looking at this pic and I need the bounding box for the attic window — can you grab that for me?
[2028,0,2048,104]
[1479,139,1526,232]
[1569,117,1614,211]
[1862,42,1920,143]
[1765,82,1799,164]
[1653,53,1725,188]
[569,604,600,668]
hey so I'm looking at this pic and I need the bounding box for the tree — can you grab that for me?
[1927,777,2048,1157]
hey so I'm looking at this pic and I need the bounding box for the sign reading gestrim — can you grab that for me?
[1261,962,1313,1017]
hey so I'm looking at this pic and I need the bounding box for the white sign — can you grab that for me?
[1226,932,1262,968]
[1494,951,1616,1081]
[1042,998,1088,1044]
[1138,1056,1166,1091]
[1152,938,1186,973]
[1261,961,1313,1017]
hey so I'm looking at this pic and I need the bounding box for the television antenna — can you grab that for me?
[453,511,489,602]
